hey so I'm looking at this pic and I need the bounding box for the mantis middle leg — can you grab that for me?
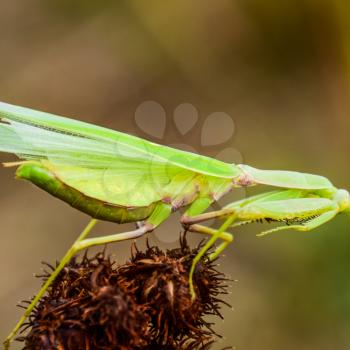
[181,197,237,299]
[188,224,234,261]
[4,203,172,349]
[187,216,236,299]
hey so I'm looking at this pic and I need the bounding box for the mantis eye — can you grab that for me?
[336,189,350,212]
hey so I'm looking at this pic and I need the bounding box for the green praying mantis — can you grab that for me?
[0,101,349,348]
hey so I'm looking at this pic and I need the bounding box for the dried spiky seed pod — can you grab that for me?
[20,235,231,350]
[118,236,230,346]
[22,254,150,350]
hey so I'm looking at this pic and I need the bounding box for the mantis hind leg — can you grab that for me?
[3,218,98,349]
[257,209,338,237]
[4,203,172,349]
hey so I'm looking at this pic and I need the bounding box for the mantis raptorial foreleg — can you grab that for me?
[4,203,172,349]
[182,191,343,299]
[257,209,338,236]
[181,190,305,227]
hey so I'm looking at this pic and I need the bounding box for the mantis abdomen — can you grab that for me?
[16,162,157,223]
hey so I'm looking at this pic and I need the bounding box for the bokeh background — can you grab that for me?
[1,1,350,349]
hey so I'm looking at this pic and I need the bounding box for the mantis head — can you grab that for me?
[335,189,350,213]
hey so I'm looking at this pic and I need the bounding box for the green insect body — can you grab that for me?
[16,160,233,223]
[0,101,349,349]
[16,162,157,223]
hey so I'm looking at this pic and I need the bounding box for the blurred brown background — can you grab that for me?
[1,1,350,349]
